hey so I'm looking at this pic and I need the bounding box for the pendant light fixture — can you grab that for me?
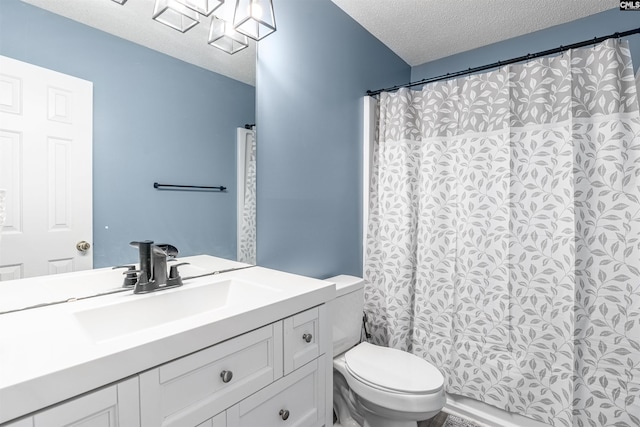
[175,0,224,17]
[153,0,200,32]
[114,0,277,54]
[233,0,276,41]
[208,16,249,54]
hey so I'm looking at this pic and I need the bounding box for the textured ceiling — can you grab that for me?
[20,0,619,85]
[330,0,619,66]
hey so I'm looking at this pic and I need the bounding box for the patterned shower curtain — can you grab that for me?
[364,39,640,427]
[238,128,256,264]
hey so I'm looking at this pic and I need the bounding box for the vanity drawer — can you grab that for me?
[283,307,321,375]
[32,377,139,427]
[3,420,31,427]
[140,322,283,427]
[227,355,326,427]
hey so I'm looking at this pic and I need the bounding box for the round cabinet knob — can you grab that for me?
[76,241,91,252]
[220,370,233,383]
[302,333,313,343]
[279,409,290,421]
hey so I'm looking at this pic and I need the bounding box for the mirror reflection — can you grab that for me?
[0,0,256,280]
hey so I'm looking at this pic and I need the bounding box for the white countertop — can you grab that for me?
[0,255,335,424]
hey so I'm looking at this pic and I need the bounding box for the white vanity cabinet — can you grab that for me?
[139,323,284,427]
[1,303,331,427]
[3,304,331,427]
[138,304,329,427]
[283,306,322,375]
[4,377,140,427]
[226,356,326,427]
[195,412,226,427]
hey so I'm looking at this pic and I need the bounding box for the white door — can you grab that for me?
[0,55,93,280]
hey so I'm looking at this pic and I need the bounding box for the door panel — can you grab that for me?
[0,55,93,280]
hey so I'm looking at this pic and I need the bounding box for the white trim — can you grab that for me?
[445,393,552,427]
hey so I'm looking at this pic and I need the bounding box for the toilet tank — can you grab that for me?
[326,275,365,357]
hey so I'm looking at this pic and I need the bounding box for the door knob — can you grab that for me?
[76,241,91,252]
[302,333,312,343]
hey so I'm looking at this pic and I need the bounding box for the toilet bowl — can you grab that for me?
[328,275,446,427]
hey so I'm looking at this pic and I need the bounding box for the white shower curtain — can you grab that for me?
[364,39,640,427]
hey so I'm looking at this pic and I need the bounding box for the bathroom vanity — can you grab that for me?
[0,256,335,427]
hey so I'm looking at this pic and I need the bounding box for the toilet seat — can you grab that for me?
[334,343,446,417]
[344,342,444,394]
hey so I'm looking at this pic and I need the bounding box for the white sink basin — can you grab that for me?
[73,279,278,343]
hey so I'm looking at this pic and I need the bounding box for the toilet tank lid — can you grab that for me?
[325,275,364,297]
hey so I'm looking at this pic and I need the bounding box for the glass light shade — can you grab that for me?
[233,0,276,41]
[153,0,200,33]
[208,16,249,55]
[175,0,224,17]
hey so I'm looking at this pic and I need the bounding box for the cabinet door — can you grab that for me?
[227,355,325,427]
[140,323,283,427]
[283,307,320,375]
[195,412,225,427]
[33,377,139,427]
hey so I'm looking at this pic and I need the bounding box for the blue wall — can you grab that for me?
[412,8,640,82]
[255,0,410,278]
[0,0,255,267]
[255,3,640,280]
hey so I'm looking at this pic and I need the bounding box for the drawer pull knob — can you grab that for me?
[279,409,290,420]
[220,370,233,383]
[302,333,313,343]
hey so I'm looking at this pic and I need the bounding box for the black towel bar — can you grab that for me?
[153,182,227,191]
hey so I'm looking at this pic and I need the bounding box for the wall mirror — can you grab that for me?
[0,0,257,281]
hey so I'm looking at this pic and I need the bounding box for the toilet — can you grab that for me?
[328,275,446,427]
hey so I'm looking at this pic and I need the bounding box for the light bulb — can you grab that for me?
[224,22,235,36]
[250,2,262,19]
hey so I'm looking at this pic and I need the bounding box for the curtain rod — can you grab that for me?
[366,27,640,97]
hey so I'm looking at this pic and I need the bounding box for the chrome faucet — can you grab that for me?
[127,241,187,294]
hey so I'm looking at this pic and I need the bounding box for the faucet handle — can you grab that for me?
[132,268,156,294]
[113,265,138,288]
[169,262,189,278]
[167,262,190,287]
